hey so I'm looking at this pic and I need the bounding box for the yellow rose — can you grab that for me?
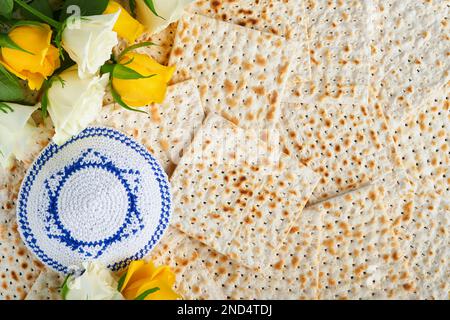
[112,52,175,106]
[104,0,145,43]
[119,260,181,300]
[0,24,60,90]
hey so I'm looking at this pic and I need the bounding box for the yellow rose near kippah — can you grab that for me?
[112,52,175,106]
[119,260,181,300]
[0,24,60,90]
[104,0,145,43]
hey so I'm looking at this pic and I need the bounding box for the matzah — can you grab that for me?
[170,114,319,269]
[25,268,63,300]
[168,13,293,129]
[0,163,45,300]
[95,80,205,176]
[0,120,53,300]
[402,175,449,300]
[156,172,420,300]
[199,203,323,300]
[136,23,178,65]
[370,0,449,122]
[278,101,402,204]
[316,171,416,300]
[154,215,323,300]
[187,0,312,102]
[114,22,178,66]
[389,92,450,299]
[148,227,226,300]
[392,92,450,180]
[297,0,374,104]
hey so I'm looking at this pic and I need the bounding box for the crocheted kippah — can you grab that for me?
[17,127,171,273]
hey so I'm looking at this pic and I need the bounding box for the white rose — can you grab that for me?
[136,0,193,35]
[0,103,38,169]
[62,13,119,79]
[64,261,124,300]
[47,66,109,145]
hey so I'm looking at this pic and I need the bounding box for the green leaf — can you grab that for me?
[112,64,155,80]
[40,87,49,118]
[60,275,71,300]
[117,273,127,292]
[59,0,109,20]
[118,41,157,60]
[129,0,136,17]
[12,20,46,28]
[0,64,17,83]
[13,0,61,29]
[40,75,65,118]
[0,33,34,55]
[134,287,160,300]
[53,19,67,59]
[19,0,54,22]
[0,65,25,102]
[110,83,147,114]
[0,16,13,31]
[0,102,13,113]
[0,0,14,18]
[143,0,164,20]
[100,63,115,75]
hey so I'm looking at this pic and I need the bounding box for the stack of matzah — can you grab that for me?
[1,0,448,300]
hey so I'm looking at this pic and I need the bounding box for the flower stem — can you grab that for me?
[13,0,62,29]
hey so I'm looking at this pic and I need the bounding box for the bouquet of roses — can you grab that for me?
[0,0,191,168]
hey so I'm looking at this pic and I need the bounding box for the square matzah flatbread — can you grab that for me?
[388,92,449,299]
[170,114,319,269]
[296,0,374,104]
[95,80,205,176]
[187,0,312,102]
[168,13,293,129]
[277,101,402,204]
[316,171,416,300]
[370,0,449,122]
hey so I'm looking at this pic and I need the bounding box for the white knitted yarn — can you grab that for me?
[17,127,171,273]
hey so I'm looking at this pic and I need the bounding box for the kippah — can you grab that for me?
[17,127,171,273]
